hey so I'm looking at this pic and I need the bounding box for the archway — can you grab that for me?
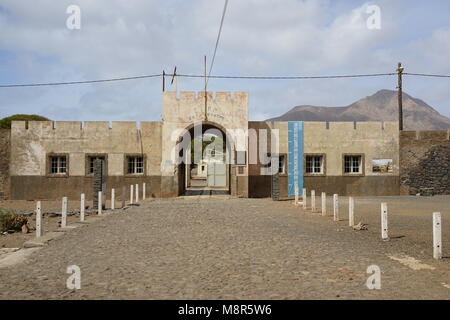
[176,121,234,196]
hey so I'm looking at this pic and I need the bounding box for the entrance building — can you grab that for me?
[2,90,447,201]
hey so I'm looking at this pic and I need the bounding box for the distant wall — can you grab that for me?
[249,121,400,197]
[0,129,10,199]
[400,131,450,195]
[10,121,162,200]
[303,121,399,196]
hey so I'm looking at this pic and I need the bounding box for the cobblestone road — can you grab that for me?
[1,196,449,299]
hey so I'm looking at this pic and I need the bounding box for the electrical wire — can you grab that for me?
[0,74,161,88]
[207,0,229,87]
[2,71,450,88]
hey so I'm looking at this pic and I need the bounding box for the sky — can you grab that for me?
[0,0,449,121]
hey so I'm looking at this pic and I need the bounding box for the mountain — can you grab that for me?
[267,89,450,130]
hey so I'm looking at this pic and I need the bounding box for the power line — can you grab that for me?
[174,72,397,79]
[2,71,450,88]
[0,74,161,88]
[404,72,450,78]
[207,0,229,87]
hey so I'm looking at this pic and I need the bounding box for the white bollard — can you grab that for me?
[80,194,85,222]
[381,202,388,240]
[130,185,134,204]
[61,197,68,228]
[349,196,354,227]
[111,188,115,210]
[36,201,42,238]
[321,192,326,216]
[433,212,442,259]
[333,194,339,221]
[135,184,139,203]
[98,191,102,215]
[294,185,299,206]
[302,188,307,209]
[143,183,146,200]
[311,190,316,212]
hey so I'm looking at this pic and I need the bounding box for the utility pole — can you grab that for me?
[162,70,165,92]
[397,62,404,131]
[204,55,208,121]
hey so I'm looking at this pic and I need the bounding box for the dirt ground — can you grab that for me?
[1,195,449,254]
[0,195,449,299]
[0,199,121,249]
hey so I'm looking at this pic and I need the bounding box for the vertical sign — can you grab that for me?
[288,121,303,197]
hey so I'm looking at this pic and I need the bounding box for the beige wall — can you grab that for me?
[10,121,162,177]
[303,121,399,176]
[161,91,249,176]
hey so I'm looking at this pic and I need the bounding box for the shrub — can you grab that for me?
[0,210,28,232]
[0,114,50,129]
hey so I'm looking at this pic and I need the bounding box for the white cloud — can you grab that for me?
[0,0,449,120]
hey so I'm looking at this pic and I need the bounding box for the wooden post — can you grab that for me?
[397,62,404,131]
[61,197,67,228]
[433,212,442,259]
[349,196,354,227]
[36,201,42,238]
[80,194,85,222]
[135,184,139,203]
[130,185,134,204]
[311,190,316,212]
[162,70,165,92]
[204,55,208,121]
[143,183,146,200]
[98,191,102,215]
[121,186,126,208]
[381,202,388,240]
[321,192,326,216]
[111,188,115,210]
[333,194,339,221]
[302,188,307,210]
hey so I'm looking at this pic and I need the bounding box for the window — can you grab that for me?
[50,156,67,174]
[237,166,245,175]
[127,156,144,174]
[278,155,286,174]
[88,156,105,174]
[305,155,324,174]
[344,155,362,174]
[264,154,285,174]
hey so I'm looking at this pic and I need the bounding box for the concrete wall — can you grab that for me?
[302,121,399,196]
[0,129,10,199]
[161,91,249,197]
[249,121,400,197]
[400,130,450,195]
[10,121,162,200]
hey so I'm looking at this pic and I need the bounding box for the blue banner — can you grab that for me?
[288,121,304,197]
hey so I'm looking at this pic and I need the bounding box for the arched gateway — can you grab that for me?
[160,91,249,197]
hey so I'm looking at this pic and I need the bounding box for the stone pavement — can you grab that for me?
[0,196,449,299]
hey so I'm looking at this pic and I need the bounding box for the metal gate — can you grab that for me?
[207,163,227,187]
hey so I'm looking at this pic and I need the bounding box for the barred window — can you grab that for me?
[50,156,67,174]
[306,155,323,174]
[278,155,285,174]
[88,156,105,174]
[127,156,144,174]
[344,155,362,174]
